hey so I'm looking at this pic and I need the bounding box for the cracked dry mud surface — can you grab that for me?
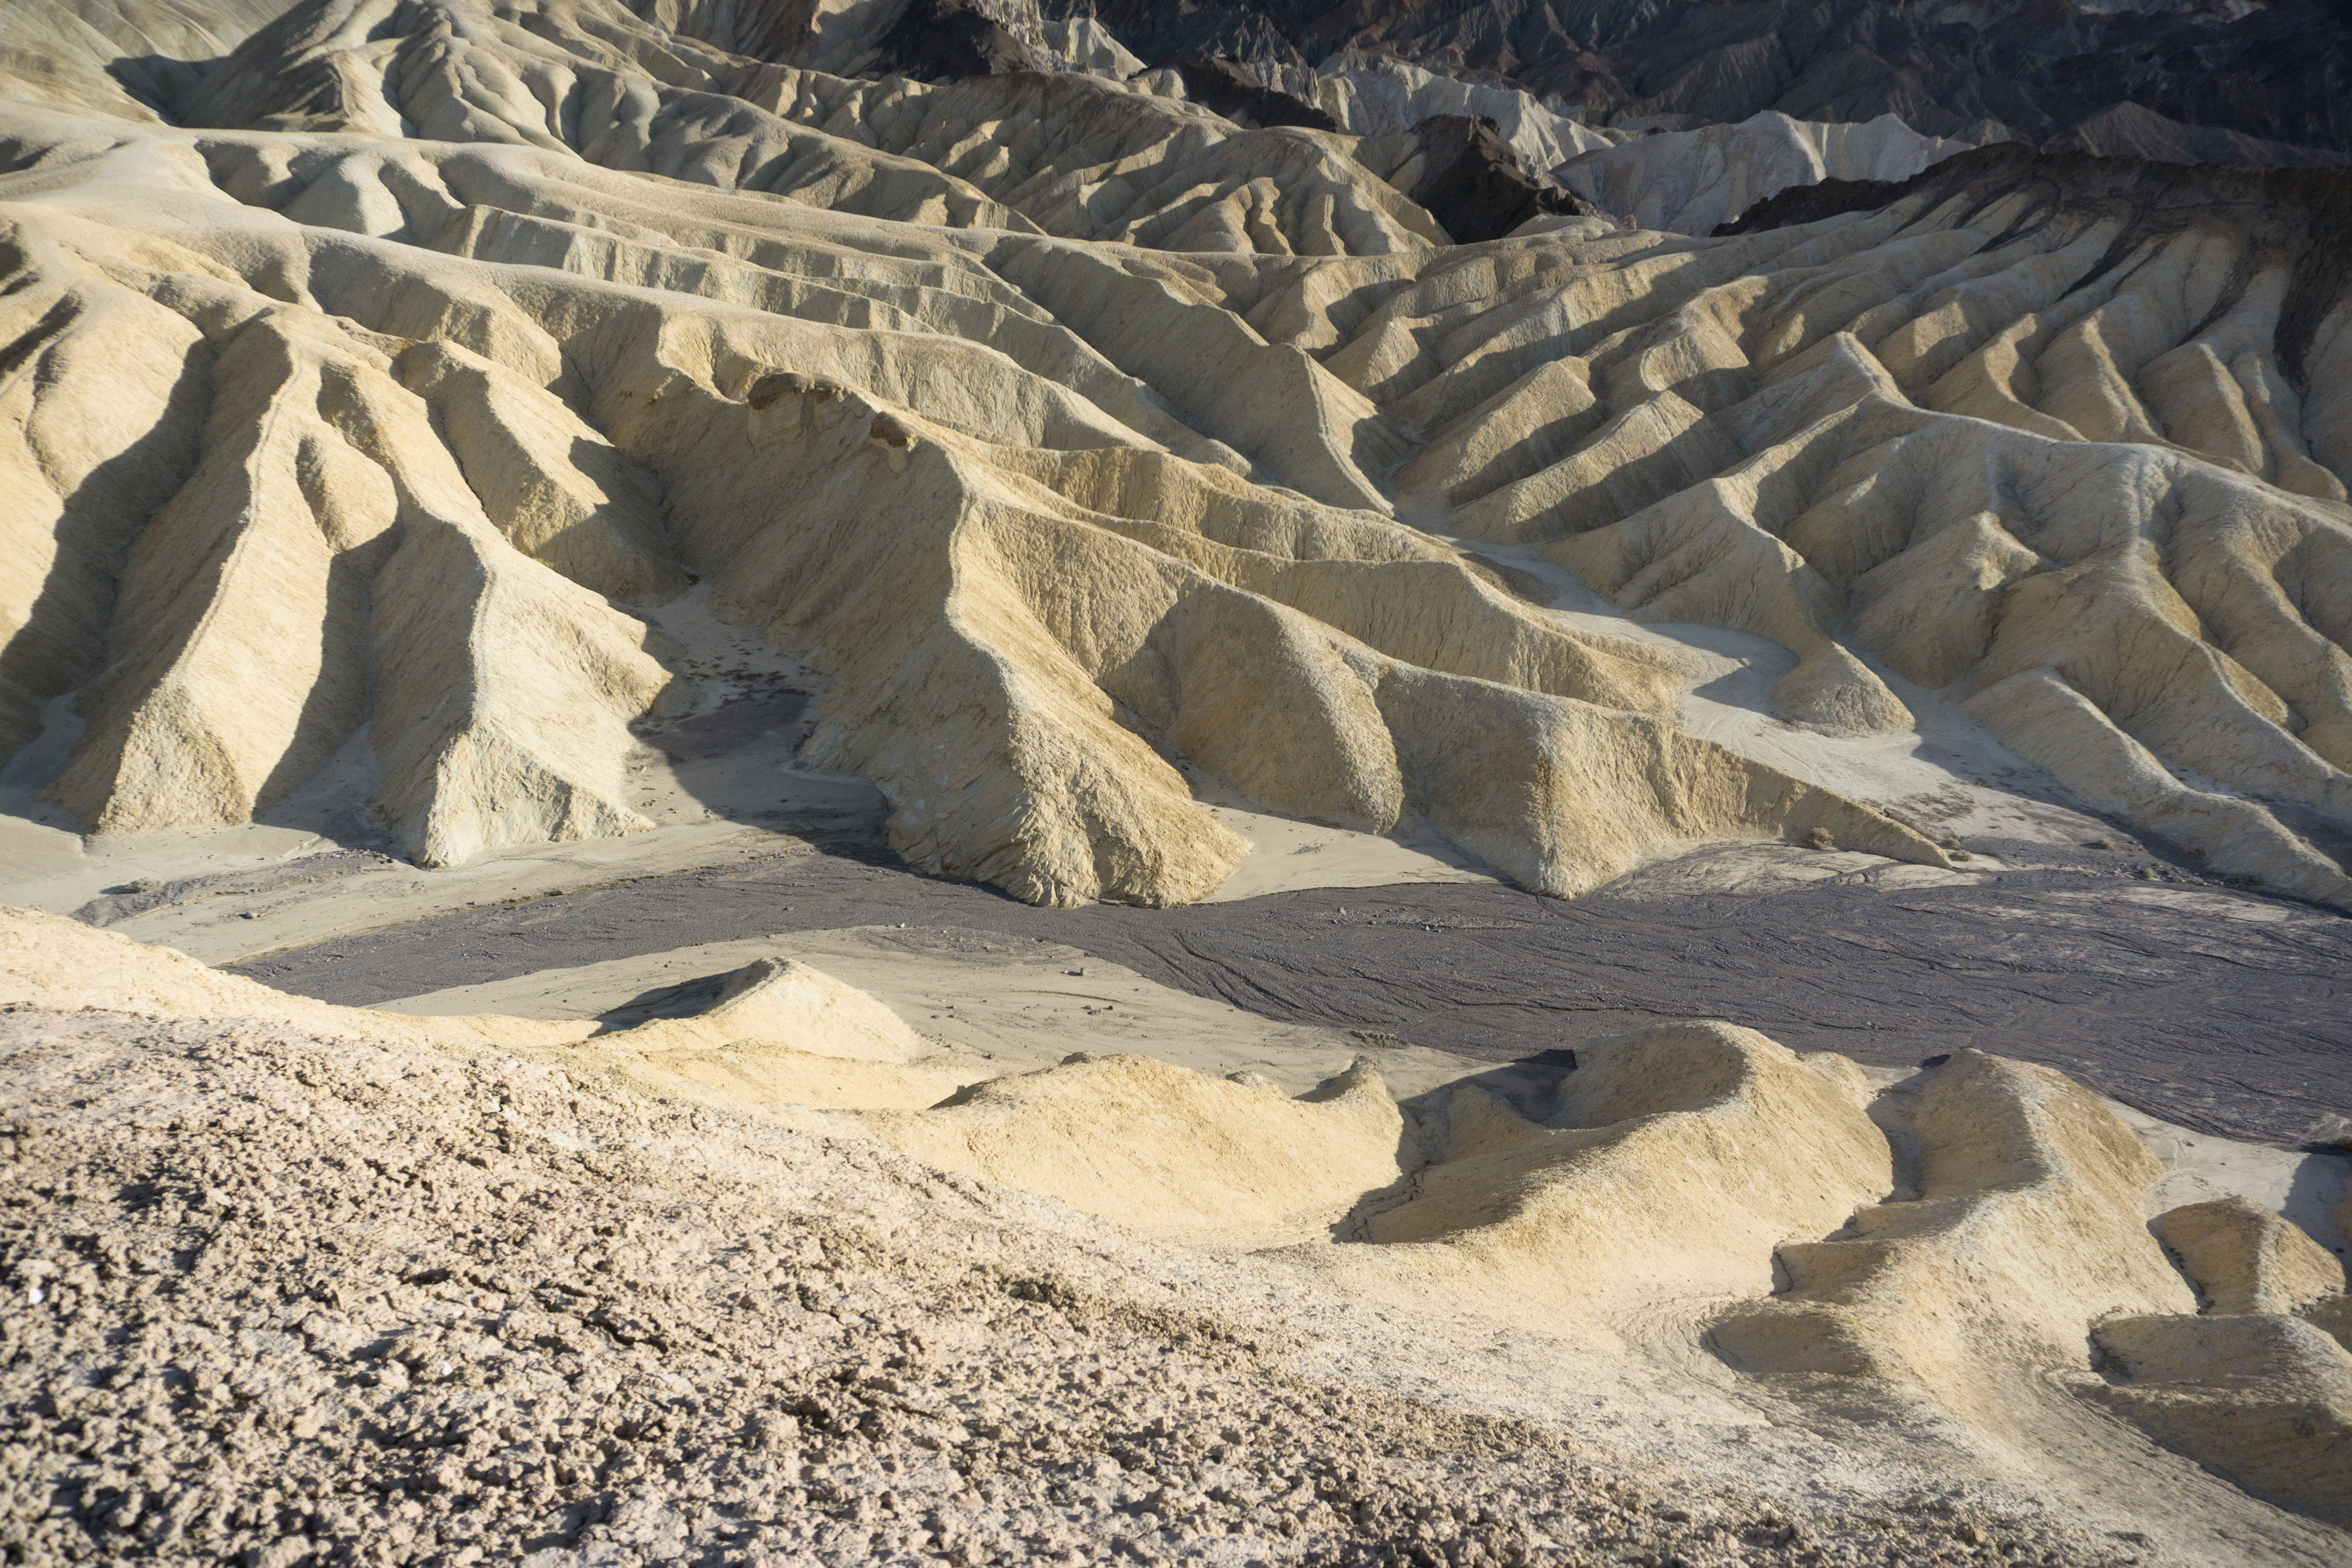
[240,843,2352,1149]
[0,1007,2115,1568]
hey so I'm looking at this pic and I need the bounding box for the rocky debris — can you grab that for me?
[20,905,2352,1554]
[748,373,847,410]
[1157,50,1341,131]
[70,852,401,929]
[233,840,2352,1151]
[1357,114,1583,241]
[0,1004,2114,1567]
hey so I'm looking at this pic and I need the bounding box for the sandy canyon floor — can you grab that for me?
[6,745,2351,1567]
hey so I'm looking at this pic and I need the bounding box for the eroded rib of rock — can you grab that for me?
[1706,1050,2194,1416]
[12,901,2349,1529]
[1291,150,2352,894]
[0,221,211,761]
[1553,110,1972,235]
[22,232,682,864]
[0,101,1955,903]
[13,15,2352,911]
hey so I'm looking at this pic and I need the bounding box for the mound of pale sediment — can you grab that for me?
[2154,1192,2352,1355]
[2086,1315,2352,1525]
[2160,1195,2352,1322]
[1552,110,1971,235]
[1670,1044,2352,1510]
[1327,1022,1892,1327]
[0,905,986,1110]
[1708,1050,2195,1405]
[840,1052,1410,1247]
[0,971,2161,1568]
[13,903,2352,1540]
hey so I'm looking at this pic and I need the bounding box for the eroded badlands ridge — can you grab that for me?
[6,0,2352,912]
[4,3,2352,1564]
[1084,0,2352,160]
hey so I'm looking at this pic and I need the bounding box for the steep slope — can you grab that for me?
[1554,110,1971,235]
[6,0,2352,919]
[1305,47,1616,172]
[1324,146,2352,905]
[0,83,1947,905]
[173,0,1441,257]
[1079,0,2352,157]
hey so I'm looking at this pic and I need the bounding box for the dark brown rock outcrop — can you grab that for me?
[1160,48,1341,130]
[1376,112,1581,241]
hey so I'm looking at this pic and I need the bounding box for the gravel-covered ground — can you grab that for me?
[0,1004,2133,1568]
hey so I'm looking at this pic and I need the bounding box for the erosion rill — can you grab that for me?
[1,3,2349,1566]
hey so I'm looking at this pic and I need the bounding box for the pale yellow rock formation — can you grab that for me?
[1337,1022,1891,1326]
[392,339,686,604]
[851,1052,1409,1248]
[8,902,2348,1527]
[0,220,211,759]
[173,0,1437,260]
[5,5,2352,913]
[29,291,685,865]
[2160,1195,2350,1318]
[16,900,2350,1526]
[0,903,979,1109]
[1961,670,2352,909]
[0,98,1967,900]
[2086,1313,2352,1525]
[1708,1050,2196,1420]
[579,954,990,1111]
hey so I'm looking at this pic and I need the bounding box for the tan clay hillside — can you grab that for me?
[3,5,2352,1564]
[7,0,2352,914]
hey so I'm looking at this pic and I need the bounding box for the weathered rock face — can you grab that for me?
[1159,48,1341,130]
[1080,0,2352,159]
[2046,102,2352,171]
[868,0,1060,82]
[7,0,2352,922]
[1355,113,1582,242]
[1555,110,1971,235]
[1306,46,1616,172]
